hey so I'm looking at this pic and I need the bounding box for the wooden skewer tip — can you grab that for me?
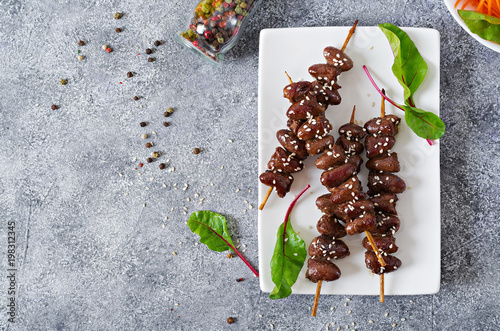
[311,280,322,317]
[341,19,359,52]
[259,187,273,210]
[350,105,356,124]
[380,274,385,303]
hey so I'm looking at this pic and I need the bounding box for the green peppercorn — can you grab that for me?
[60,79,67,85]
[114,12,122,20]
[152,152,160,158]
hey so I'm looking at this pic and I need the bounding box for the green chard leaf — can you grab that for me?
[379,23,428,105]
[187,210,259,277]
[458,10,500,44]
[187,210,235,252]
[269,184,310,300]
[404,105,445,140]
[269,221,307,299]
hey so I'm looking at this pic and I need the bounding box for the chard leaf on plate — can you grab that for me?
[403,105,445,140]
[379,23,428,105]
[458,10,500,44]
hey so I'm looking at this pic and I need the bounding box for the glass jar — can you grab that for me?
[177,0,262,65]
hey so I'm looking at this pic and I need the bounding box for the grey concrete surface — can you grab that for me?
[0,0,499,330]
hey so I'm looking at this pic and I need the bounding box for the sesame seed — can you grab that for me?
[172,252,177,255]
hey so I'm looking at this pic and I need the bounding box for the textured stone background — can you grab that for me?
[0,0,499,330]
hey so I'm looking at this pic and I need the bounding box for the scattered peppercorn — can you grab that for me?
[60,79,67,85]
[140,122,147,127]
[148,57,155,62]
[163,111,170,117]
[193,148,200,154]
[146,157,153,163]
[138,163,144,167]
[154,40,161,47]
[145,48,152,55]
[159,163,166,170]
[163,122,169,127]
[145,142,153,148]
[152,152,160,158]
[141,134,147,139]
[77,55,84,61]
[227,317,234,324]
[115,28,122,33]
[78,40,85,46]
[127,71,133,78]
[133,96,139,101]
[114,12,122,20]
[166,107,174,114]
[106,47,112,53]
[227,253,233,259]
[102,44,108,50]
[51,104,58,110]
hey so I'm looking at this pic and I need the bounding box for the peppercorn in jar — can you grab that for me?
[177,0,262,64]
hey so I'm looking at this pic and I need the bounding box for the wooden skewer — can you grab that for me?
[311,280,322,316]
[259,72,296,211]
[350,105,356,124]
[259,187,273,210]
[341,20,358,52]
[348,105,386,268]
[380,274,385,303]
[381,88,386,118]
[379,88,386,302]
[310,21,359,317]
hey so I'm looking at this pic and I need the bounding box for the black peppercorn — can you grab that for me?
[227,317,234,324]
[193,148,200,154]
[163,122,169,127]
[145,142,153,148]
[154,40,161,47]
[78,40,85,46]
[148,57,155,62]
[159,163,166,170]
[116,28,122,33]
[140,122,147,127]
[127,71,133,78]
[146,157,153,163]
[145,48,152,54]
[133,96,139,101]
[163,111,170,117]
[51,104,58,110]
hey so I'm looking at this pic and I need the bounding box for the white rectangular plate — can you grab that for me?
[258,26,440,295]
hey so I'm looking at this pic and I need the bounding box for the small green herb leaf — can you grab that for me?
[188,210,235,252]
[458,10,500,44]
[269,184,310,300]
[404,105,445,140]
[269,221,307,299]
[379,23,428,105]
[187,210,259,276]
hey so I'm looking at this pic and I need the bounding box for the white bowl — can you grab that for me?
[444,0,500,52]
